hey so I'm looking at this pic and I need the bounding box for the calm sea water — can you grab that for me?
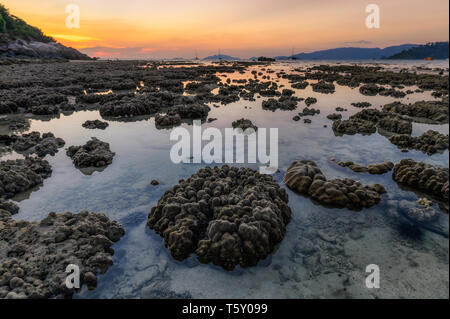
[3,60,449,299]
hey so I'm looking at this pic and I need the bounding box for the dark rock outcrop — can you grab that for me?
[155,114,181,128]
[389,130,449,155]
[331,159,394,174]
[0,40,92,60]
[0,211,124,299]
[382,101,449,123]
[393,159,448,201]
[147,166,291,270]
[82,120,109,130]
[284,160,386,210]
[66,138,115,169]
[232,118,257,131]
[0,157,52,199]
[1,132,65,157]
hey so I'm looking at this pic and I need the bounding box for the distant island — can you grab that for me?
[275,44,419,60]
[0,4,91,60]
[385,42,449,60]
[203,54,240,61]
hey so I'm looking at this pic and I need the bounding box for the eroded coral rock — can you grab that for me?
[382,101,449,123]
[284,160,386,210]
[378,116,412,135]
[1,132,65,158]
[82,120,109,130]
[311,81,335,94]
[66,138,115,169]
[0,199,19,215]
[147,166,291,270]
[393,159,449,201]
[0,211,125,299]
[0,157,52,199]
[155,114,181,128]
[389,130,449,155]
[232,118,257,131]
[331,159,394,175]
[332,118,377,136]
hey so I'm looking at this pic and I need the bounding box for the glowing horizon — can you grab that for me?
[2,0,449,59]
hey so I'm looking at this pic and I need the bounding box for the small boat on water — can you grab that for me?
[424,57,434,61]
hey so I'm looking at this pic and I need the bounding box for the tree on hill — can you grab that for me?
[386,42,449,60]
[0,3,54,43]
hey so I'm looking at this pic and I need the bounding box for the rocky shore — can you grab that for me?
[0,157,52,199]
[0,39,92,61]
[0,211,124,299]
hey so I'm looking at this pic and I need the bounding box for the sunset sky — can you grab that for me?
[2,0,449,59]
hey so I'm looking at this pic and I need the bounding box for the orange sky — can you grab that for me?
[2,0,449,59]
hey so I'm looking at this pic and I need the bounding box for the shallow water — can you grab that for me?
[3,60,449,299]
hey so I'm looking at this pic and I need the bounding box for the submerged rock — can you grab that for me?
[406,206,439,223]
[147,165,291,270]
[66,138,115,169]
[393,159,448,201]
[331,159,394,175]
[0,157,52,199]
[389,130,449,155]
[284,160,387,210]
[0,211,124,299]
[82,120,109,130]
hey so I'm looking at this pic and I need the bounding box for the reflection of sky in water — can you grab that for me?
[3,61,449,298]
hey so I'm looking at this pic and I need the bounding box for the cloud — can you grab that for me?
[80,46,183,59]
[342,40,374,45]
[140,48,157,53]
[92,51,121,57]
[50,34,100,42]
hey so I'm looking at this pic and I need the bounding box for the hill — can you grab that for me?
[203,54,240,61]
[385,42,449,60]
[275,44,419,60]
[0,4,53,43]
[0,3,91,60]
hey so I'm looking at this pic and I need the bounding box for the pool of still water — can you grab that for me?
[3,61,449,299]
